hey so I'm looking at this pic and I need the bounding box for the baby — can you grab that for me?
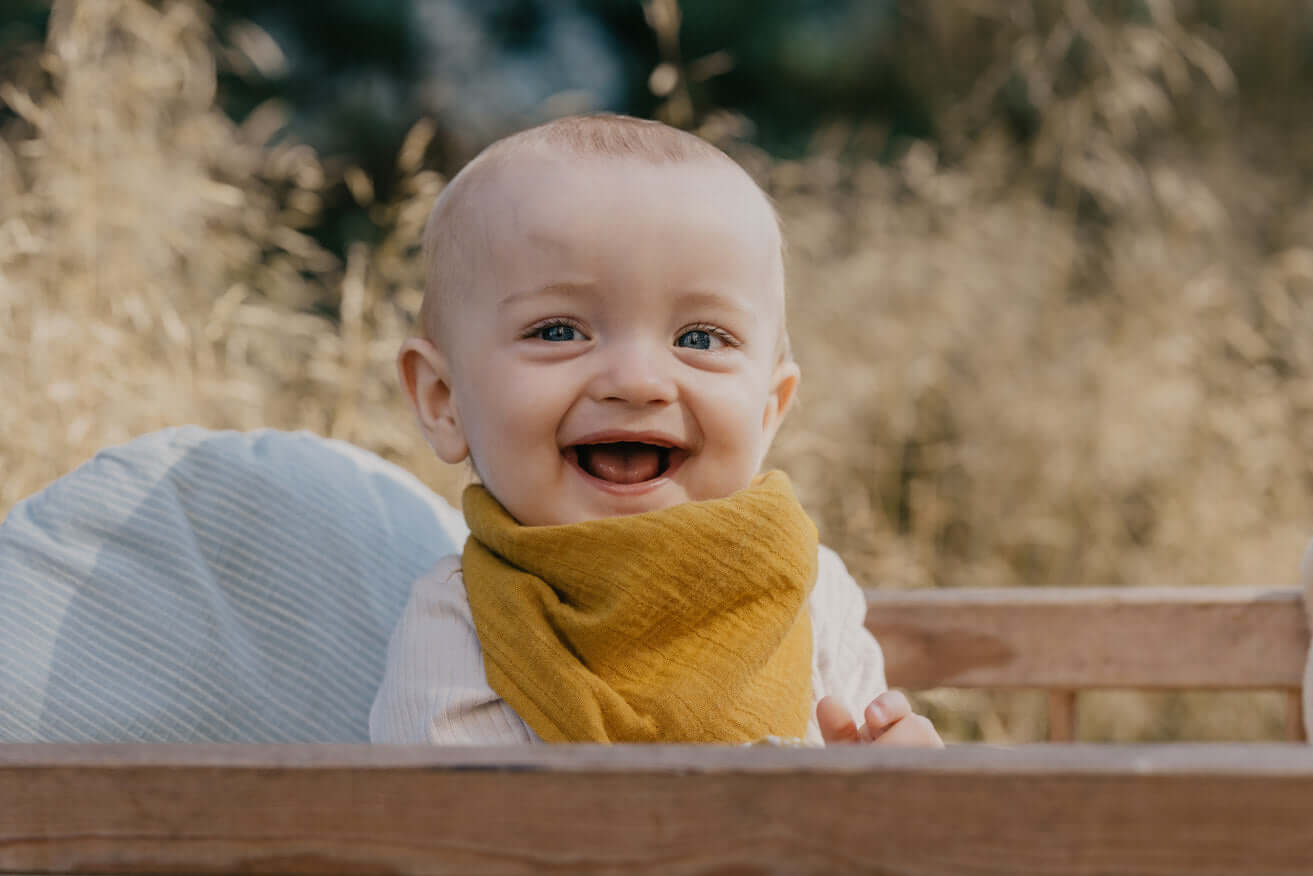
[370,113,941,747]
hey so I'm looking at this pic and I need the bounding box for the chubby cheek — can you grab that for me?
[689,384,772,498]
[460,372,565,472]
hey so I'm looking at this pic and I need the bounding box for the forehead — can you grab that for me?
[488,152,781,275]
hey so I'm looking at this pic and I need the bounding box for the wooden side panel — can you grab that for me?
[866,587,1310,690]
[5,744,1313,876]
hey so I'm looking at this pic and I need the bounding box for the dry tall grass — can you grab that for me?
[0,0,459,509]
[3,0,1311,741]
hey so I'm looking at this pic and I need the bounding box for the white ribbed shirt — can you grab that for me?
[370,544,886,746]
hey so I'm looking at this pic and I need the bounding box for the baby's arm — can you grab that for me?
[370,555,538,744]
[811,546,943,747]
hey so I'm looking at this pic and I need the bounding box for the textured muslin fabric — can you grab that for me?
[370,544,886,747]
[0,427,468,743]
[461,471,816,743]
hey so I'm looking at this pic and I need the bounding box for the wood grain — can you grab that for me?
[5,743,1313,875]
[866,586,1310,690]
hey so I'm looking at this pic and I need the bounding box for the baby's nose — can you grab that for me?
[589,342,677,405]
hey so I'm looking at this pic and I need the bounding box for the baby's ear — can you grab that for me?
[398,337,469,464]
[761,357,801,442]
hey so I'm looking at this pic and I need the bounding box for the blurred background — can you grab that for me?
[3,0,1312,742]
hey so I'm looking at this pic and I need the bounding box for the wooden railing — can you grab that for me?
[7,742,1313,874]
[2,585,1310,875]
[866,586,1311,741]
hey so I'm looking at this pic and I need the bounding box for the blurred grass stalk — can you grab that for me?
[2,0,1312,742]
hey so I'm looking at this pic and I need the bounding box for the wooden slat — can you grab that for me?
[1287,690,1306,741]
[5,743,1313,875]
[866,586,1310,690]
[1047,689,1077,742]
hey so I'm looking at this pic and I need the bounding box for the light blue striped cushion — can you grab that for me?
[0,427,468,742]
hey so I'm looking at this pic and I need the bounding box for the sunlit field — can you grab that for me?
[3,0,1311,742]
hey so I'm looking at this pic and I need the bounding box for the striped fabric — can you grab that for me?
[0,427,467,743]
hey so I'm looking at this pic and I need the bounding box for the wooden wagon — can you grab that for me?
[5,582,1312,875]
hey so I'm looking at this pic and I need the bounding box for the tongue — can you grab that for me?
[580,443,662,484]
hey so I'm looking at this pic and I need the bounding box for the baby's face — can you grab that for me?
[419,153,798,526]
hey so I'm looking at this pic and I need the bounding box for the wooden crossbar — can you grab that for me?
[864,586,1311,740]
[5,743,1313,875]
[866,586,1308,689]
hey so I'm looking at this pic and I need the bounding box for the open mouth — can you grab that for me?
[567,441,686,485]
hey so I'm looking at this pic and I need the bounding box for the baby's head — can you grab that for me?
[399,113,800,526]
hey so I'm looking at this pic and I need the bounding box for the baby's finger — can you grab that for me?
[871,714,945,748]
[817,696,863,745]
[862,690,912,739]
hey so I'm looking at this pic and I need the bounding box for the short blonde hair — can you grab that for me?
[418,113,790,358]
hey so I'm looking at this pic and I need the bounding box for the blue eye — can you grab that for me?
[676,329,713,350]
[538,323,577,342]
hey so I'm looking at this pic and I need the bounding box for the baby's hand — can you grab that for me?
[817,691,944,747]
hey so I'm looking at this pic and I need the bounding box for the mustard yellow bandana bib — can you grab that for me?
[462,470,816,743]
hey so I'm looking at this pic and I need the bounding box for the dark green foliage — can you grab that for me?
[0,0,47,49]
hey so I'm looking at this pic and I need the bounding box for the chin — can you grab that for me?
[571,484,689,523]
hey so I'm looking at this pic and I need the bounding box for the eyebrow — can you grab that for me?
[668,289,754,320]
[497,283,757,322]
[498,281,601,311]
